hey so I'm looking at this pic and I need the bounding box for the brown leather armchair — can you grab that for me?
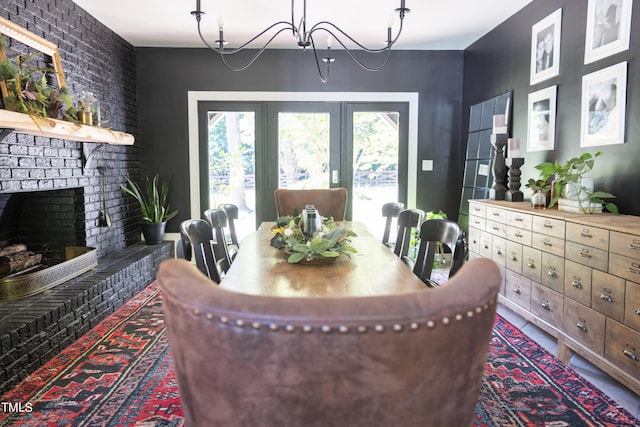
[158,257,501,427]
[274,187,348,221]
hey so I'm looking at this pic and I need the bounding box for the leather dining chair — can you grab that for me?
[381,201,404,248]
[393,208,425,260]
[158,257,501,427]
[203,208,233,272]
[179,219,221,283]
[221,203,240,249]
[410,218,465,287]
[274,187,348,221]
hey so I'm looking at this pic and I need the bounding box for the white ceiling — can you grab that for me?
[71,0,534,50]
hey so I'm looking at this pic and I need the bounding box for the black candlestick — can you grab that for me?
[489,133,507,200]
[505,157,524,202]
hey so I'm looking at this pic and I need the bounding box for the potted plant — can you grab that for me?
[533,152,618,214]
[524,177,551,209]
[121,174,178,244]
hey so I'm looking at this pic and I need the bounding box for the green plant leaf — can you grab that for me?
[288,252,306,263]
[321,251,340,257]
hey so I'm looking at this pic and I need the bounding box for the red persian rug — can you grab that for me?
[0,282,638,426]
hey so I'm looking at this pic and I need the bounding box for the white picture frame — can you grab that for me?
[530,9,562,85]
[580,61,627,147]
[527,86,557,152]
[584,0,633,64]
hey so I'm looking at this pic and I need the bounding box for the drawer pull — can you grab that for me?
[483,244,489,249]
[543,239,552,247]
[513,287,521,295]
[629,239,640,250]
[623,348,639,362]
[472,239,478,244]
[547,269,557,278]
[515,231,523,238]
[579,249,592,259]
[600,293,613,303]
[543,221,553,228]
[540,300,550,311]
[515,217,523,222]
[635,308,640,316]
[576,321,587,332]
[579,232,592,238]
[492,226,500,231]
[628,263,640,275]
[571,281,583,289]
[496,249,502,255]
[527,262,535,269]
[492,212,500,217]
[509,254,517,261]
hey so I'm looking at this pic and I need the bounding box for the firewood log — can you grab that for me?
[0,244,28,257]
[0,251,42,275]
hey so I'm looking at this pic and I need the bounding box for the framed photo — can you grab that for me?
[580,61,627,147]
[527,86,557,152]
[530,9,562,85]
[584,0,633,64]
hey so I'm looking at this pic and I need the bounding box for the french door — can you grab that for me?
[198,101,408,239]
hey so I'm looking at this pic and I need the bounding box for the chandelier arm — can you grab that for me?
[198,19,296,54]
[310,38,330,83]
[310,31,393,72]
[218,27,298,71]
[309,19,405,53]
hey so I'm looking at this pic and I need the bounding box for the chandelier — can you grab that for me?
[191,0,410,83]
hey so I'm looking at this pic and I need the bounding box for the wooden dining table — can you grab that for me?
[220,222,428,296]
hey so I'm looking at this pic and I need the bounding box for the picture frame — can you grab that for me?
[527,86,557,152]
[0,16,66,100]
[530,9,562,85]
[580,61,627,147]
[584,0,633,64]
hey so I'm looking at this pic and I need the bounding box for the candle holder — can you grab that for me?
[505,157,524,202]
[489,133,507,200]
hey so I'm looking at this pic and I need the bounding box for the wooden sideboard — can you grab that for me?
[468,200,640,395]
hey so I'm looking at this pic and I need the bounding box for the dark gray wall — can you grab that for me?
[135,48,464,230]
[464,0,640,215]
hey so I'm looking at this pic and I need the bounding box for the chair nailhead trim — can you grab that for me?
[183,303,496,333]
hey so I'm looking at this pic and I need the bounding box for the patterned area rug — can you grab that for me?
[0,282,638,426]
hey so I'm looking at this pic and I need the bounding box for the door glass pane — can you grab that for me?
[207,111,256,241]
[352,111,400,239]
[278,112,330,189]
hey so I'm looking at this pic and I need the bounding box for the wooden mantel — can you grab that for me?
[0,109,134,145]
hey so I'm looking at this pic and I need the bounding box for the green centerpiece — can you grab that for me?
[270,214,357,264]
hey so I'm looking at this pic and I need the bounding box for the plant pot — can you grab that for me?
[141,222,166,245]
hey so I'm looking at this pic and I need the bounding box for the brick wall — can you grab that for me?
[0,0,141,258]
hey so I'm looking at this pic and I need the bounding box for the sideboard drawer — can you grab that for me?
[507,225,532,246]
[468,202,487,219]
[531,282,563,328]
[505,240,523,274]
[486,206,507,223]
[564,259,592,306]
[605,320,640,379]
[625,280,640,332]
[609,253,640,283]
[486,219,507,238]
[505,270,531,310]
[522,246,542,283]
[541,252,564,293]
[533,216,565,239]
[591,270,625,323]
[469,215,486,231]
[479,230,493,259]
[491,236,506,267]
[564,297,606,356]
[468,226,481,255]
[506,211,532,231]
[566,222,609,251]
[532,233,565,257]
[610,231,640,261]
[565,241,608,271]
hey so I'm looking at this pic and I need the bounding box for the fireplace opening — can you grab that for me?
[0,188,97,299]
